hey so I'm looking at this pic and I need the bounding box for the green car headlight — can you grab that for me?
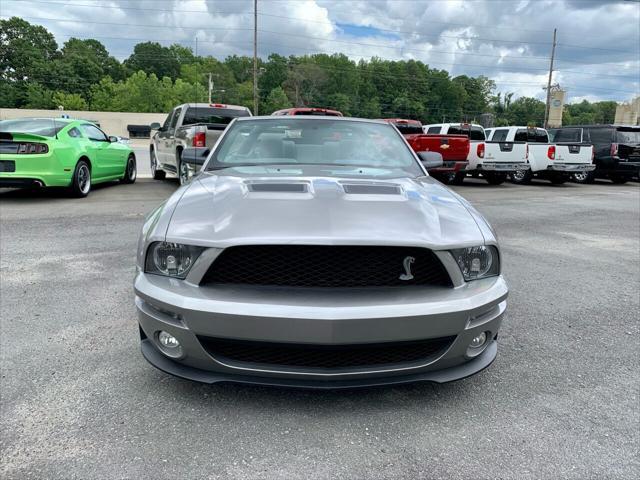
[145,242,205,278]
[451,246,500,281]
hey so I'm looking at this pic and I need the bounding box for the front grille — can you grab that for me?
[197,336,455,370]
[200,245,452,288]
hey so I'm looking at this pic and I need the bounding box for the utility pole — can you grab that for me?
[253,0,258,115]
[543,28,557,129]
[208,73,213,104]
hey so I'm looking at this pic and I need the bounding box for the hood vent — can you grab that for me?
[247,183,308,193]
[342,183,402,195]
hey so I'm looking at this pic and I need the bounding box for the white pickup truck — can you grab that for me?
[485,126,594,185]
[423,123,529,185]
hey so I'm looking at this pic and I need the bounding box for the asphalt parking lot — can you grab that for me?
[1,178,638,479]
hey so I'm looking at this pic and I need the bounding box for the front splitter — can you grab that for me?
[140,339,498,389]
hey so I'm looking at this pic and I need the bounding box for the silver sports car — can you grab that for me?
[134,116,508,388]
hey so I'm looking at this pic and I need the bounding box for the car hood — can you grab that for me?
[164,173,486,249]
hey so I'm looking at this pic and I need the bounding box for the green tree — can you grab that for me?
[0,17,59,106]
[124,42,181,81]
[262,86,291,113]
[52,91,87,110]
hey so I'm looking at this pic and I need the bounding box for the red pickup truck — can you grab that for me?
[381,119,470,184]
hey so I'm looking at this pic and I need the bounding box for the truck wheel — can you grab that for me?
[610,174,629,184]
[572,171,595,184]
[150,149,166,180]
[121,154,137,184]
[510,169,532,185]
[432,172,455,185]
[484,172,507,185]
[178,154,190,186]
[70,160,91,198]
[451,172,466,185]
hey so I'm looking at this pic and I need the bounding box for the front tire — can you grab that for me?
[510,169,533,185]
[484,172,507,185]
[150,149,166,180]
[70,160,91,198]
[121,154,137,184]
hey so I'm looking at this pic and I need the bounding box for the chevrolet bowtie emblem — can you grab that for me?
[440,144,450,149]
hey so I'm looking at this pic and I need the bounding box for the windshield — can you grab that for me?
[182,107,250,126]
[616,128,640,144]
[206,118,423,177]
[448,125,485,140]
[0,118,66,137]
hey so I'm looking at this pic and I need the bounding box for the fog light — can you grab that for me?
[158,331,180,349]
[469,332,487,349]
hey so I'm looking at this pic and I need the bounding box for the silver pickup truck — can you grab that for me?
[149,103,251,184]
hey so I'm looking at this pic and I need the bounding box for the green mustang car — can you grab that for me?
[0,118,136,197]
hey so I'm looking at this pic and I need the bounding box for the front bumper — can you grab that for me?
[547,163,596,172]
[134,270,508,388]
[477,162,530,172]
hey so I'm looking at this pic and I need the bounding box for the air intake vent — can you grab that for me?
[197,335,456,370]
[342,184,401,195]
[247,183,308,193]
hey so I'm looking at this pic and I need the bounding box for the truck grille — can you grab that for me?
[200,245,452,288]
[197,336,455,370]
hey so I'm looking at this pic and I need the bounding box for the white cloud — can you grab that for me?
[4,0,639,101]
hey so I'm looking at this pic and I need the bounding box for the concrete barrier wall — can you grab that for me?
[0,108,168,139]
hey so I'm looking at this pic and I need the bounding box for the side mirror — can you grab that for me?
[417,151,444,170]
[150,122,161,130]
[108,136,118,143]
[181,147,210,166]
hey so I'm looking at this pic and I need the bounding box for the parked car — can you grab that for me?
[381,119,469,184]
[149,103,251,185]
[134,116,508,388]
[423,123,529,185]
[485,126,594,185]
[271,107,343,116]
[548,125,640,184]
[0,117,136,197]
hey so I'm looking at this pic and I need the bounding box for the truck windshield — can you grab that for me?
[394,124,424,135]
[448,125,485,140]
[553,128,582,143]
[207,118,423,177]
[182,107,250,126]
[616,128,640,144]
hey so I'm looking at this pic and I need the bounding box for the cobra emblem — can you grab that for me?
[399,256,415,281]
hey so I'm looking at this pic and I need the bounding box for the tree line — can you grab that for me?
[0,17,617,126]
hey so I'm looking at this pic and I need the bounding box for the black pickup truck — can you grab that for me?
[548,125,640,184]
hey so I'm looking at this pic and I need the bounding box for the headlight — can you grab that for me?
[144,242,205,278]
[451,245,500,281]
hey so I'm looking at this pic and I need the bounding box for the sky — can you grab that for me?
[4,0,640,103]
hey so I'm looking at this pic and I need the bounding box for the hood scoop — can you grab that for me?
[341,183,402,195]
[247,182,309,193]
